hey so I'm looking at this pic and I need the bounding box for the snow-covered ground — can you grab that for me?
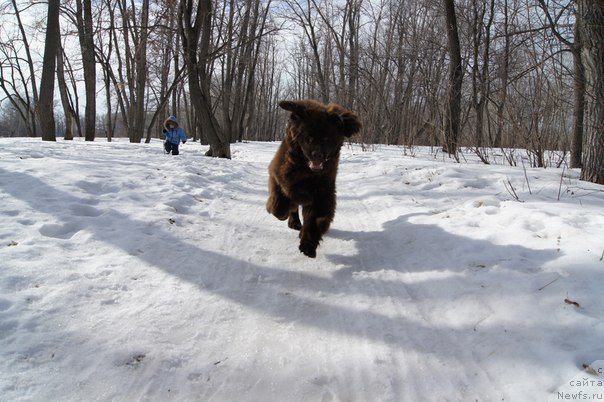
[0,137,603,401]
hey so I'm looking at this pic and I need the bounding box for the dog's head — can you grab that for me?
[279,99,362,172]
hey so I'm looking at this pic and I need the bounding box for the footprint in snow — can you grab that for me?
[69,203,103,217]
[74,180,119,196]
[38,223,80,240]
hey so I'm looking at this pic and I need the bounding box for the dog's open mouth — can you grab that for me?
[308,160,324,172]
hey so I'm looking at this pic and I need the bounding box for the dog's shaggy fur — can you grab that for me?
[266,99,362,258]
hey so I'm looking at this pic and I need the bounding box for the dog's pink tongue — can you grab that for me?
[308,160,324,171]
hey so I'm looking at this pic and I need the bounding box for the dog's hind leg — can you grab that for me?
[288,206,302,230]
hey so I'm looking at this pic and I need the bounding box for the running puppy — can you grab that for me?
[266,99,362,258]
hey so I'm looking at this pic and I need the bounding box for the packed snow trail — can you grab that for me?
[0,139,603,401]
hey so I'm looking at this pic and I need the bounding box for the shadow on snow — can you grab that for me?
[3,167,584,365]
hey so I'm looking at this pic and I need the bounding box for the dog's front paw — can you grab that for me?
[266,195,290,221]
[299,241,317,258]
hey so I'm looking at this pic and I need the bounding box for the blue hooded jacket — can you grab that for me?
[163,116,187,145]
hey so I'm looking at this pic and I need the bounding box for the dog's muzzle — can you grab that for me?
[308,160,324,171]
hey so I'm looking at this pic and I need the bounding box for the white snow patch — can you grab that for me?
[0,138,603,401]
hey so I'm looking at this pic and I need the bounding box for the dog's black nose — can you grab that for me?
[311,149,323,160]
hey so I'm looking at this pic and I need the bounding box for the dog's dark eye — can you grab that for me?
[306,137,313,144]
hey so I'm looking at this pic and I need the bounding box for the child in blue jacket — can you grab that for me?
[163,115,187,155]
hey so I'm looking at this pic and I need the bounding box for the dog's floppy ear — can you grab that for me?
[279,100,307,121]
[332,110,362,138]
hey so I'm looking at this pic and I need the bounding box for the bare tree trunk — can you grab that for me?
[76,0,96,141]
[579,0,604,184]
[179,0,230,158]
[346,0,361,108]
[102,59,114,142]
[494,0,510,148]
[101,0,130,138]
[57,46,76,141]
[62,53,83,138]
[470,0,494,151]
[571,29,585,169]
[443,0,462,159]
[131,0,149,143]
[172,32,181,118]
[538,0,585,168]
[229,0,271,144]
[38,0,60,141]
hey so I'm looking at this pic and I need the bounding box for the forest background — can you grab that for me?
[0,0,602,183]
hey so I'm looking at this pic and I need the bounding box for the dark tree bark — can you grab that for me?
[131,0,149,143]
[99,0,116,142]
[179,0,230,158]
[493,0,509,149]
[76,0,96,141]
[38,0,61,141]
[443,0,463,159]
[346,0,361,109]
[578,0,604,184]
[571,32,586,169]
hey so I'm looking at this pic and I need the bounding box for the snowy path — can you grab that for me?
[1,139,603,401]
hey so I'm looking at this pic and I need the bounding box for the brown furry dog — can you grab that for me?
[266,99,362,258]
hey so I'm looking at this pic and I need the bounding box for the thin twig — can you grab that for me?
[521,158,532,195]
[538,276,560,291]
[473,315,489,332]
[503,178,523,202]
[557,165,566,201]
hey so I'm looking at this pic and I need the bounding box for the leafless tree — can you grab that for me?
[145,0,184,143]
[537,0,584,169]
[56,44,79,141]
[75,0,97,141]
[281,0,329,103]
[218,0,273,143]
[180,0,230,157]
[0,1,39,137]
[0,0,596,179]
[578,0,604,184]
[37,0,61,141]
[443,0,463,159]
[468,0,494,152]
